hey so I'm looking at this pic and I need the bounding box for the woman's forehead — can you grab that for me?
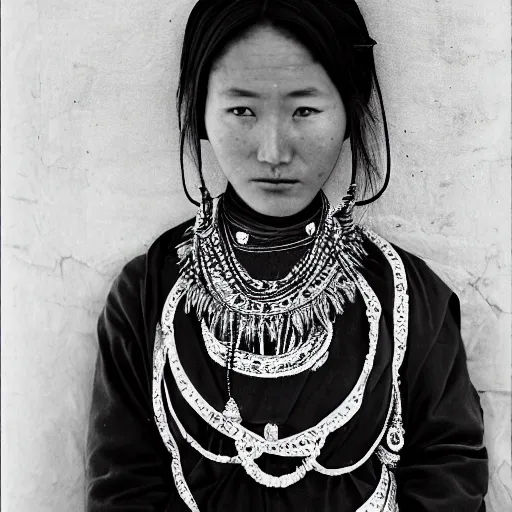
[209,26,333,97]
[210,64,327,90]
[214,25,315,72]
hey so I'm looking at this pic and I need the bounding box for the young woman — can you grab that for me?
[85,1,488,510]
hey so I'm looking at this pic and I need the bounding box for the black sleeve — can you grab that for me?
[85,256,174,511]
[395,294,489,511]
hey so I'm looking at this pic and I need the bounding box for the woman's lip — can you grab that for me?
[253,179,299,191]
[253,178,299,184]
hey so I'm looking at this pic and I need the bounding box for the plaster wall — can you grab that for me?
[2,0,511,510]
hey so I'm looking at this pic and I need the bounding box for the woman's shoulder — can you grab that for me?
[147,217,196,260]
[362,228,459,352]
[108,217,196,298]
[392,242,455,319]
[362,229,454,308]
[361,229,465,388]
[100,218,197,350]
[395,245,452,304]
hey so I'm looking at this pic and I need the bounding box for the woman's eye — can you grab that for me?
[228,107,254,117]
[294,107,320,118]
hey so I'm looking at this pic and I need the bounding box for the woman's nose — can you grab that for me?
[256,118,292,167]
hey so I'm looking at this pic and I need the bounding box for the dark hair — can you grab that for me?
[177,0,390,206]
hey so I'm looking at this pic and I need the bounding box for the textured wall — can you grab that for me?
[2,0,510,510]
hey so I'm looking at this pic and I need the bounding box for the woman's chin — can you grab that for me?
[250,193,311,217]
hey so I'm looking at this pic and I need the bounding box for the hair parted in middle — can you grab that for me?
[177,0,390,207]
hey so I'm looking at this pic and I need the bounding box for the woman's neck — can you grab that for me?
[221,183,324,239]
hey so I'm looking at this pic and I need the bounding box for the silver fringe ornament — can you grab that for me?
[177,185,366,358]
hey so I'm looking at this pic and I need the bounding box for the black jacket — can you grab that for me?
[85,219,488,511]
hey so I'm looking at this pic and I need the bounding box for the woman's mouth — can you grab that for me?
[252,178,299,191]
[253,178,299,184]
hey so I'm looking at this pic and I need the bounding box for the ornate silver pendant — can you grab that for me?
[235,231,249,245]
[201,319,333,375]
[264,423,279,442]
[222,397,242,423]
[305,222,316,236]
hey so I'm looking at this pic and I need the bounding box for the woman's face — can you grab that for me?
[204,24,347,217]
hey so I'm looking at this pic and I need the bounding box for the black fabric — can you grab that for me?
[85,212,488,511]
[220,184,324,279]
[222,182,323,242]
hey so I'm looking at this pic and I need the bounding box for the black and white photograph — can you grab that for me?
[2,1,511,511]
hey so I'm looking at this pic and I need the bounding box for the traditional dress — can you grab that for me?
[86,184,488,511]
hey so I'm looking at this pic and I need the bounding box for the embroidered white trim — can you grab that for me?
[362,228,408,454]
[162,374,240,464]
[201,319,333,377]
[376,445,401,469]
[311,386,396,476]
[356,464,390,511]
[384,470,398,512]
[311,350,330,371]
[152,324,199,511]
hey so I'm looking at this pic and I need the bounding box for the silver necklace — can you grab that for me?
[233,220,316,247]
[201,318,333,375]
[176,186,365,415]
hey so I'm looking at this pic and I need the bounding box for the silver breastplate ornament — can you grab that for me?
[152,186,408,511]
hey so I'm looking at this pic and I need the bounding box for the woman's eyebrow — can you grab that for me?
[220,87,324,98]
[286,87,323,98]
[221,88,261,98]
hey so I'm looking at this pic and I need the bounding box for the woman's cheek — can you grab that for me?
[214,126,239,154]
[220,118,252,141]
[302,134,336,160]
[307,136,343,181]
[230,130,255,159]
[217,135,251,172]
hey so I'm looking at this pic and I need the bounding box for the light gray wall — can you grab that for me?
[2,0,510,510]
